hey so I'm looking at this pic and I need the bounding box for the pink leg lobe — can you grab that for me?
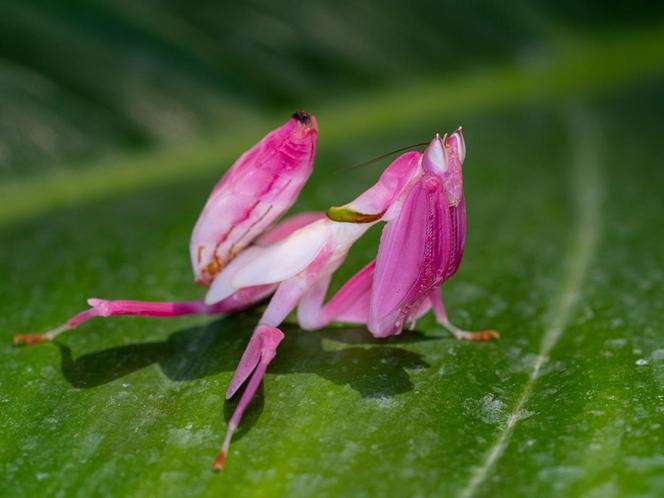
[213,325,284,470]
[316,260,376,326]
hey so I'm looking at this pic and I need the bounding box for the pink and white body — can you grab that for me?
[13,123,497,471]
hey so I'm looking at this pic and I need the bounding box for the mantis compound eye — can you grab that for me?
[446,127,466,163]
[422,133,448,175]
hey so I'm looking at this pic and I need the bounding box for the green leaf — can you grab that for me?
[2,5,664,498]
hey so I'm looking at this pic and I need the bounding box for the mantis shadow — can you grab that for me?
[56,313,436,439]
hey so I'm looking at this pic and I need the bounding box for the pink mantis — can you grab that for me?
[13,112,498,470]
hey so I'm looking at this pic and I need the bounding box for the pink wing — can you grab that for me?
[368,175,450,337]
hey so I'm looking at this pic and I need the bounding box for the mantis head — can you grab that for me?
[422,128,465,206]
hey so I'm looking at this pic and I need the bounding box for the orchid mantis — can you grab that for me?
[13,112,497,470]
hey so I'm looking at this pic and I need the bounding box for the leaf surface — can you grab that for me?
[1,5,664,498]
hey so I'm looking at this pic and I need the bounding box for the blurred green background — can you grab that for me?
[2,1,664,497]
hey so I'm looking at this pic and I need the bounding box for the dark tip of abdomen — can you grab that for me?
[292,111,311,125]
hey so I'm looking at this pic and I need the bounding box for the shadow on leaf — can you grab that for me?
[56,313,435,439]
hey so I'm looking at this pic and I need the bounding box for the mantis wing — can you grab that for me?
[368,175,450,337]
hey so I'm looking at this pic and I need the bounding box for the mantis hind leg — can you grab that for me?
[430,287,499,341]
[12,299,225,346]
[13,285,276,346]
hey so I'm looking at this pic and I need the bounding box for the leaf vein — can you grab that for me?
[457,107,602,498]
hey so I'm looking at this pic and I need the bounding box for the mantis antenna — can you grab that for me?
[334,142,429,174]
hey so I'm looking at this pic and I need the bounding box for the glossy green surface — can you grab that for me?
[1,4,664,497]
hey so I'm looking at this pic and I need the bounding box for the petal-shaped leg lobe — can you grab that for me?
[226,264,324,396]
[225,328,263,400]
[214,325,285,470]
[317,260,376,327]
[206,213,325,305]
[205,246,266,305]
[229,221,330,291]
